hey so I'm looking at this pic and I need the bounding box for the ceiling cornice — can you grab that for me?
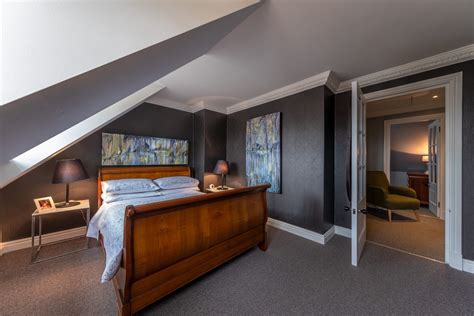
[337,44,474,92]
[149,45,473,116]
[146,96,195,113]
[146,96,227,114]
[226,70,334,114]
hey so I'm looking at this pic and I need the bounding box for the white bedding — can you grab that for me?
[87,190,204,282]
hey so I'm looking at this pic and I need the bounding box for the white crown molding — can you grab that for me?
[146,96,195,113]
[0,226,86,256]
[226,70,334,114]
[146,97,227,114]
[337,44,474,93]
[150,45,473,115]
[267,217,334,245]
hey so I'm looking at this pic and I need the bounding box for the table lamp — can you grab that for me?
[213,160,229,190]
[52,159,89,208]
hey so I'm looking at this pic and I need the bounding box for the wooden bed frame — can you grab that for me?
[97,166,270,315]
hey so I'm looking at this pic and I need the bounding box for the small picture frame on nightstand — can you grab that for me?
[34,196,56,213]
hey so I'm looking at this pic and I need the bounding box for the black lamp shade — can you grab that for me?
[213,160,229,175]
[52,159,89,184]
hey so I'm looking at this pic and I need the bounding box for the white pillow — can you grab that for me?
[154,176,199,190]
[159,187,200,196]
[101,178,159,195]
[101,191,163,203]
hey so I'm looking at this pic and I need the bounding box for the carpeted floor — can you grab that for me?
[367,207,445,261]
[1,227,473,315]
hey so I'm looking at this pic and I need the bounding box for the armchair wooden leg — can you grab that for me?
[387,209,392,222]
[414,210,420,221]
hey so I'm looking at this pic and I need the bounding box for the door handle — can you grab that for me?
[344,206,351,212]
[359,209,368,215]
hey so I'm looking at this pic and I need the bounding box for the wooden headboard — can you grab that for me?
[97,166,191,207]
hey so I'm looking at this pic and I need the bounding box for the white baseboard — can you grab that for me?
[334,225,351,238]
[0,226,86,256]
[267,218,334,245]
[463,259,474,274]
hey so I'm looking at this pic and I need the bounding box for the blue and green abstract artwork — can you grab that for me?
[101,133,188,166]
[246,112,281,193]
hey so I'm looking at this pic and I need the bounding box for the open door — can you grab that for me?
[351,81,367,266]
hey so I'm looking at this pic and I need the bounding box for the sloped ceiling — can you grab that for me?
[0,2,260,188]
[1,0,259,105]
[153,0,473,112]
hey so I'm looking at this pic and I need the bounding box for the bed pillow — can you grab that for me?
[159,187,200,196]
[101,191,163,203]
[154,176,199,190]
[101,178,159,195]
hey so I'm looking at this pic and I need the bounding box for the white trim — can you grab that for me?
[463,259,474,274]
[364,72,463,271]
[0,226,86,256]
[266,218,334,245]
[334,225,351,238]
[226,70,335,114]
[0,80,166,189]
[146,97,228,114]
[338,44,473,92]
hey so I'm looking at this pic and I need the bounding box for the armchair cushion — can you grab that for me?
[367,185,388,206]
[389,185,417,199]
[384,194,420,210]
[367,171,420,211]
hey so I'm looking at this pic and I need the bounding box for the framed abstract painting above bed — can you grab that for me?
[246,112,281,193]
[101,132,188,166]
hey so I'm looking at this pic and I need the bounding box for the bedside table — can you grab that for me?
[206,186,234,193]
[31,199,90,263]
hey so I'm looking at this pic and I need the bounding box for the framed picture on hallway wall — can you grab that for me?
[246,112,281,193]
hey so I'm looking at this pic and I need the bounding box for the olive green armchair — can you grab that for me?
[367,171,420,222]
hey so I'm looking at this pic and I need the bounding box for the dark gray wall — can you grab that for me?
[334,60,474,261]
[366,108,444,171]
[227,86,334,234]
[193,110,206,189]
[391,120,433,173]
[192,109,227,190]
[0,4,259,164]
[0,103,194,241]
[334,92,352,229]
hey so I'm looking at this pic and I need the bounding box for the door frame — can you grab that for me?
[363,72,463,270]
[383,112,445,219]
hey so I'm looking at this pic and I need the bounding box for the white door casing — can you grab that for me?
[351,81,367,266]
[364,72,462,270]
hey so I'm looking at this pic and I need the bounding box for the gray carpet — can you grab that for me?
[1,227,473,315]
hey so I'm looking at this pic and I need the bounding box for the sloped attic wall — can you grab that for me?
[0,103,195,242]
[0,4,259,166]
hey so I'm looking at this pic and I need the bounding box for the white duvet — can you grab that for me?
[87,190,204,282]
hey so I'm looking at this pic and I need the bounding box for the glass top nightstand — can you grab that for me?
[31,199,90,263]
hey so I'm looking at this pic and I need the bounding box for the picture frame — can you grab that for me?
[34,196,56,213]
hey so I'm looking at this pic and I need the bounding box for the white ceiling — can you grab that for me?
[154,0,473,112]
[1,0,258,105]
[367,87,445,118]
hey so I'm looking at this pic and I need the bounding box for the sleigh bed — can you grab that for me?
[96,166,269,315]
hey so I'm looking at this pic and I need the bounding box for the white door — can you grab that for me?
[428,120,440,216]
[351,81,367,266]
